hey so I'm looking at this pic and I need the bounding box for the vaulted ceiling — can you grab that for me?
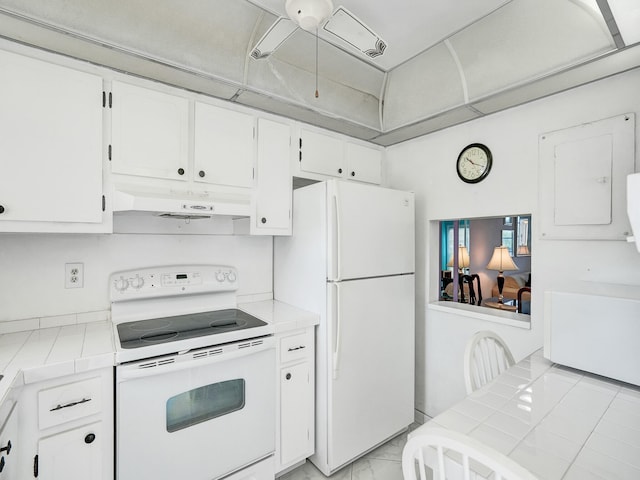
[0,0,638,145]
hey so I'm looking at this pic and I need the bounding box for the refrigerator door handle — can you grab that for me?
[332,191,342,282]
[332,282,342,380]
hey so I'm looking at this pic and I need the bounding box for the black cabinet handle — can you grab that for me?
[50,397,91,411]
[285,373,292,380]
[0,205,4,214]
[261,217,267,224]
[199,170,205,178]
[0,440,11,455]
[287,345,306,352]
[0,456,4,473]
[84,433,96,444]
[338,168,343,174]
[177,168,185,175]
[351,171,355,177]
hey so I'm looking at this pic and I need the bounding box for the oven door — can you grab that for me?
[116,338,275,480]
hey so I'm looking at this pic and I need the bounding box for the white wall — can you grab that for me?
[0,233,272,323]
[386,67,640,417]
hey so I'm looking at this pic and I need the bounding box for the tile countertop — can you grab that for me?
[412,349,640,479]
[0,300,319,406]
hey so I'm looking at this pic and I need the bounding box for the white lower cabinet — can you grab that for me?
[18,368,113,480]
[0,403,18,480]
[37,422,103,480]
[276,328,314,475]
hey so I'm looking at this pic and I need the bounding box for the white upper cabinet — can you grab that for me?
[299,129,345,178]
[254,118,292,235]
[345,142,382,184]
[111,80,189,181]
[194,102,255,188]
[0,49,103,226]
[298,128,382,184]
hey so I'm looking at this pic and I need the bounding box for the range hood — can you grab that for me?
[113,187,252,219]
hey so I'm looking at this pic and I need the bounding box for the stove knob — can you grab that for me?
[227,271,237,282]
[215,271,226,283]
[130,275,145,289]
[114,277,129,292]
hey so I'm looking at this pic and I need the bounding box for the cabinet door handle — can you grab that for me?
[84,433,96,444]
[177,168,185,175]
[0,456,4,473]
[0,440,11,455]
[285,373,292,380]
[261,217,267,224]
[351,171,355,177]
[0,205,5,214]
[288,345,306,352]
[199,170,206,178]
[338,168,343,174]
[50,397,91,411]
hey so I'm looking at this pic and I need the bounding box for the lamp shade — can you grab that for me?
[486,246,518,272]
[447,245,470,269]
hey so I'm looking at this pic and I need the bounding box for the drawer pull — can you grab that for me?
[0,456,4,473]
[288,345,306,352]
[50,397,91,411]
[0,440,11,455]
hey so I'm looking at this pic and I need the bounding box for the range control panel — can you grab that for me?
[110,265,238,301]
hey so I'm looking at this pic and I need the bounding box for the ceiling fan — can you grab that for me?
[249,0,387,61]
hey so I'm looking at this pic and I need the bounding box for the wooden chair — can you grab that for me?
[402,427,539,480]
[517,287,531,314]
[464,331,515,394]
[460,274,482,305]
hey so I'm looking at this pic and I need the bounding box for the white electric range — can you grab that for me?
[110,264,276,480]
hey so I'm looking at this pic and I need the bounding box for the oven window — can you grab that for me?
[166,379,245,433]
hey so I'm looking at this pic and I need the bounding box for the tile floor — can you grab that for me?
[280,423,423,480]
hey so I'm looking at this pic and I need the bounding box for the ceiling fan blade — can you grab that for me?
[250,17,298,60]
[322,6,387,58]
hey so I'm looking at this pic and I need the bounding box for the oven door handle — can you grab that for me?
[118,339,274,381]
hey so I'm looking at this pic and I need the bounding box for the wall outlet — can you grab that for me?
[65,263,84,289]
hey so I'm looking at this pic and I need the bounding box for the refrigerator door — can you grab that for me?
[327,180,415,281]
[324,274,414,472]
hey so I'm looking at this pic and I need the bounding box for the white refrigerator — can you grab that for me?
[274,179,415,476]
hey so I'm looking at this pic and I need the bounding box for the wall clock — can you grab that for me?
[456,143,493,183]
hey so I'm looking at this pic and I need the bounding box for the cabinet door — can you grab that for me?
[299,129,345,178]
[37,422,102,480]
[194,102,255,188]
[254,118,291,234]
[346,143,382,184]
[280,362,312,467]
[111,81,189,181]
[0,50,103,223]
[0,403,18,480]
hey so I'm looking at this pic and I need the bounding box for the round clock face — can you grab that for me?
[456,143,493,183]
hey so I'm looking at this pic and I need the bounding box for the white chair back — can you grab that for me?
[402,427,538,480]
[464,330,515,394]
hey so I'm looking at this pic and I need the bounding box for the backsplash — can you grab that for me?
[0,233,273,323]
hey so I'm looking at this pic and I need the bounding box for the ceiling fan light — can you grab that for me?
[285,0,334,32]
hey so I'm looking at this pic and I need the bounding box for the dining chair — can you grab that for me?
[517,287,531,314]
[402,426,539,480]
[464,330,515,394]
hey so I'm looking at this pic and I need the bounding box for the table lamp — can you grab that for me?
[486,245,518,303]
[447,245,470,274]
[516,245,530,256]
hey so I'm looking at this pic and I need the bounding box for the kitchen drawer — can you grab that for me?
[38,377,102,430]
[279,330,313,364]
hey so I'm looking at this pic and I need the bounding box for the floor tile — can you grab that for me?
[352,458,403,480]
[280,460,352,480]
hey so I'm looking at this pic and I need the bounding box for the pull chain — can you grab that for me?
[315,27,319,98]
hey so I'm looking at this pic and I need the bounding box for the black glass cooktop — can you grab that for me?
[117,309,267,349]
